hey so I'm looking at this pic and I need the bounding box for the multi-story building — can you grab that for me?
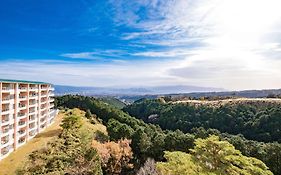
[0,79,57,160]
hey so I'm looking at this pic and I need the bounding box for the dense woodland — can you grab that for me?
[124,99,281,142]
[50,95,281,174]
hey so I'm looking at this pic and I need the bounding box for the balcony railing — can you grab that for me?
[29,110,36,114]
[18,113,26,119]
[2,118,9,124]
[1,149,9,156]
[19,96,27,99]
[29,115,36,121]
[2,128,9,134]
[29,102,36,106]
[29,131,36,137]
[29,94,37,98]
[18,121,26,126]
[18,112,26,116]
[2,108,10,112]
[2,97,10,101]
[29,87,38,90]
[19,104,26,108]
[18,139,25,144]
[19,87,27,90]
[1,139,9,145]
[18,130,26,136]
[2,87,12,91]
[41,87,48,91]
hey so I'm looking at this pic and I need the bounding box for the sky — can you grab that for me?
[1,0,281,90]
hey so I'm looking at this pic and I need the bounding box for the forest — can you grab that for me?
[124,98,281,142]
[46,95,279,174]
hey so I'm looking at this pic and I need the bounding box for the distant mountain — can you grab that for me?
[54,85,224,96]
[175,89,281,98]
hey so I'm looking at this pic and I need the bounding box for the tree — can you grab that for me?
[92,139,133,175]
[85,109,92,118]
[18,110,102,175]
[60,115,82,131]
[137,158,159,175]
[157,135,273,175]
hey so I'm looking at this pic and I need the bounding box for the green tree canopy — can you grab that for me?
[157,135,273,175]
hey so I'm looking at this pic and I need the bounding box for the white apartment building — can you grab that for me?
[0,79,57,160]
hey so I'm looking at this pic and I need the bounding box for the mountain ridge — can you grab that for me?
[54,84,225,96]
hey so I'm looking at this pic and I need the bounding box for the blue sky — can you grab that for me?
[1,0,281,90]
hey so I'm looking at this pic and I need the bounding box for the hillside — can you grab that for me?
[124,98,281,143]
[99,97,126,109]
[172,98,281,108]
[54,95,281,174]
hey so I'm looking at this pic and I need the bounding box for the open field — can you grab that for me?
[172,98,281,107]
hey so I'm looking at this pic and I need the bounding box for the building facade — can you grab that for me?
[0,79,57,160]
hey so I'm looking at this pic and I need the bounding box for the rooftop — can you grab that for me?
[0,79,51,85]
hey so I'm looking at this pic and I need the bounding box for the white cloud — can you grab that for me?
[0,59,182,87]
[108,0,281,90]
[61,52,98,59]
[60,50,126,59]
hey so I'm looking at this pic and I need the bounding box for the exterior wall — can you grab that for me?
[0,81,57,160]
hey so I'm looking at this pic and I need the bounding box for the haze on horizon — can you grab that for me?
[1,0,281,91]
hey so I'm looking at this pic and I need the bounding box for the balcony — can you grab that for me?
[1,126,10,135]
[41,94,47,98]
[40,112,47,117]
[1,138,10,148]
[18,138,26,146]
[18,113,26,120]
[29,110,36,115]
[49,93,55,97]
[41,104,47,109]
[18,87,27,92]
[2,96,11,103]
[19,96,27,101]
[18,130,26,137]
[2,86,13,92]
[41,87,48,91]
[2,117,10,126]
[41,100,47,104]
[40,122,46,129]
[29,130,37,137]
[49,87,55,91]
[29,94,37,99]
[18,104,27,110]
[1,148,9,156]
[40,117,46,122]
[29,115,36,121]
[2,108,11,115]
[29,122,36,128]
[18,121,26,128]
[29,87,38,91]
[29,102,37,107]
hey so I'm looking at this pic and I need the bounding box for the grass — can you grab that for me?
[0,108,107,175]
[0,112,64,175]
